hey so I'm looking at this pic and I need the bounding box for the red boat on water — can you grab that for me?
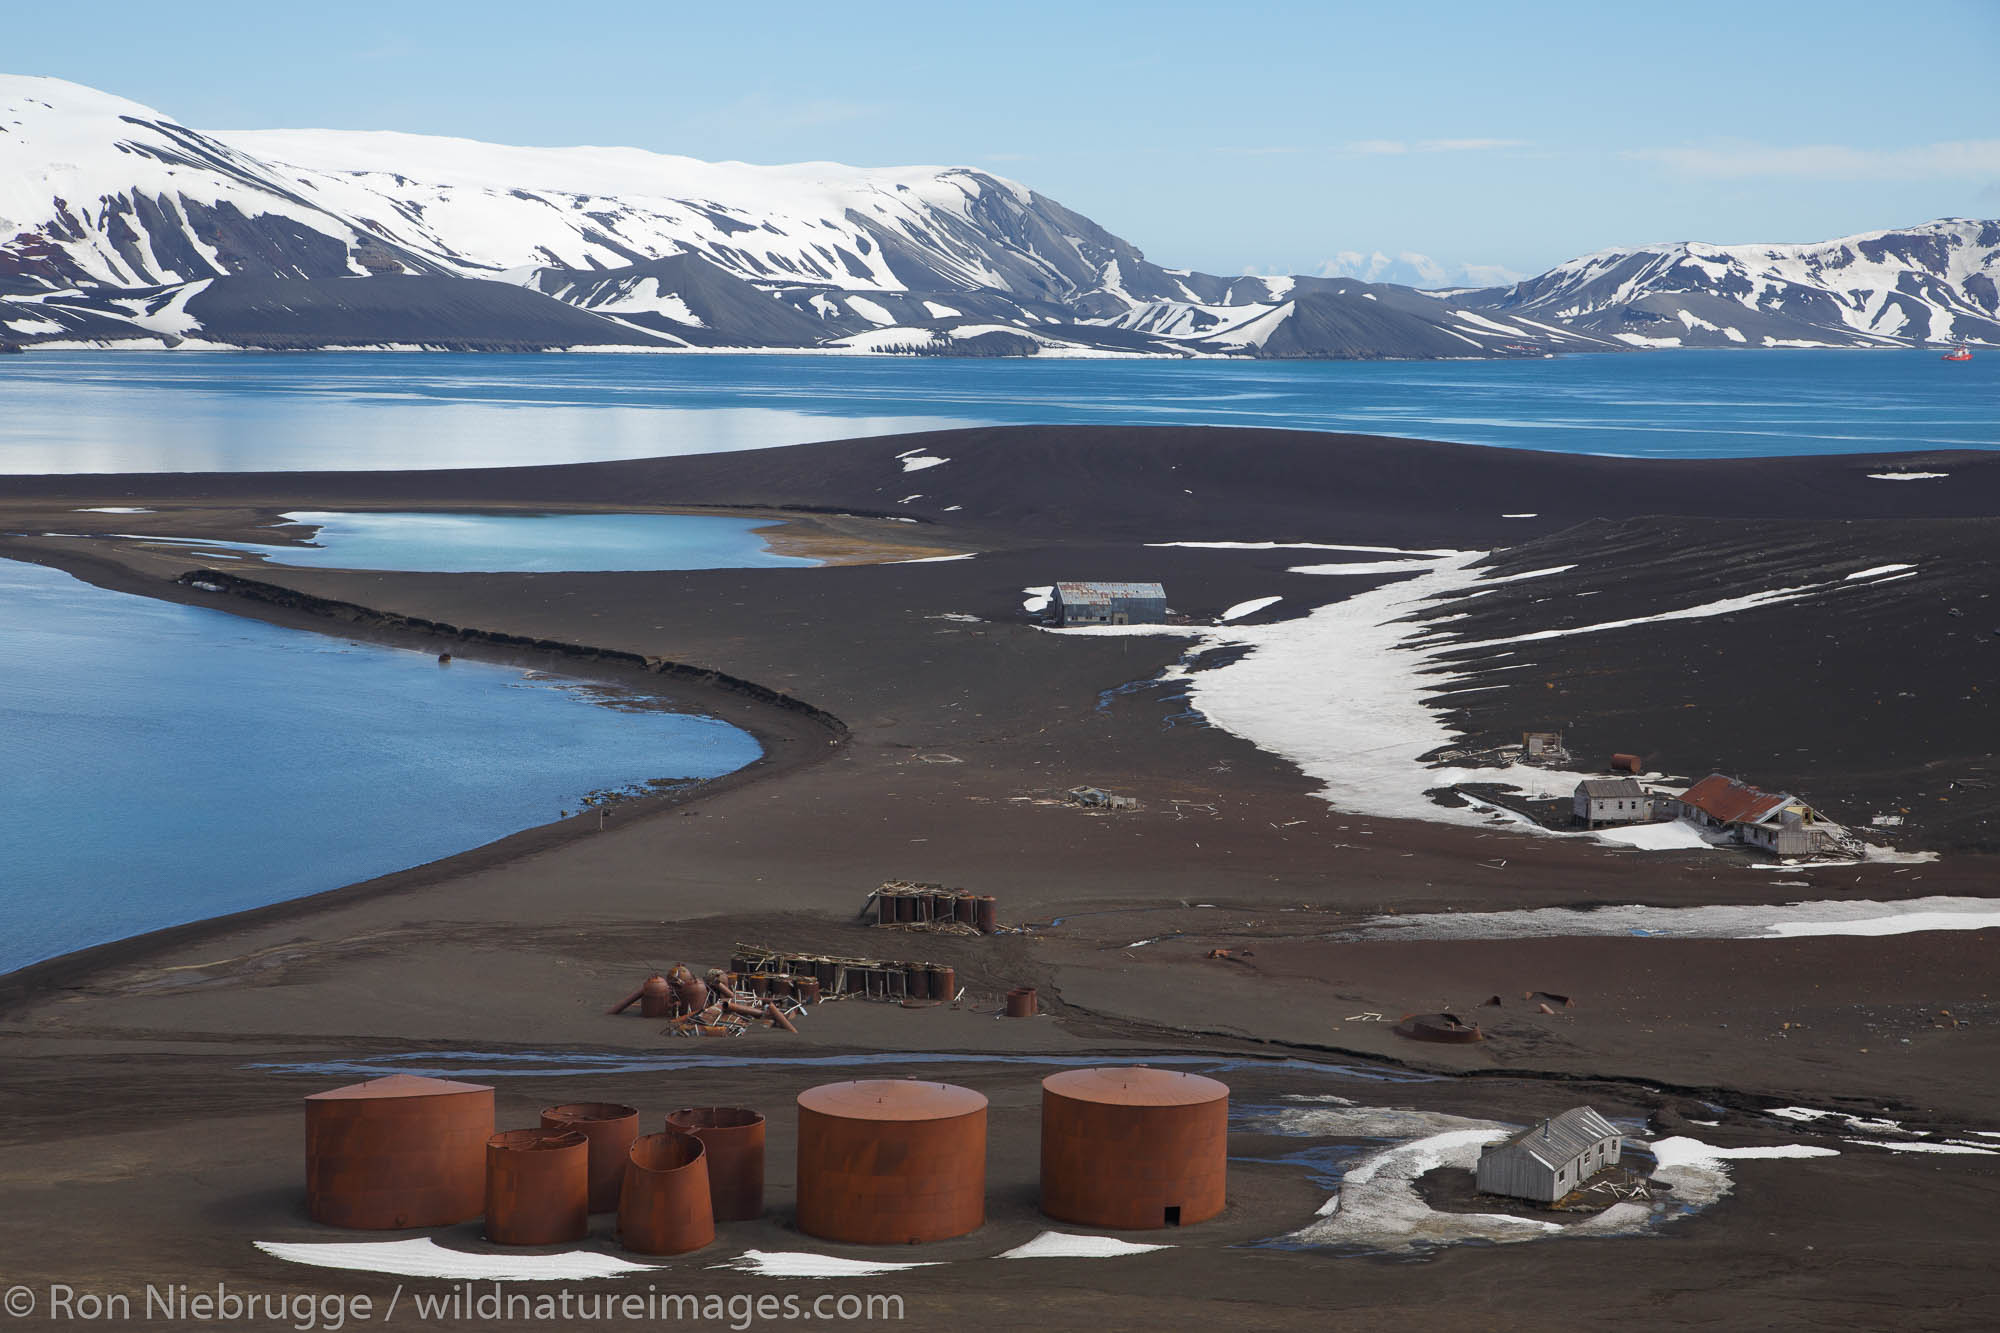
[1942,342,1972,361]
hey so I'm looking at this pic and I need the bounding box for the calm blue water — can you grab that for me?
[0,349,1993,472]
[109,511,821,572]
[0,558,762,974]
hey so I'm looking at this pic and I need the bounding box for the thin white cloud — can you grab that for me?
[1629,139,2000,179]
[1414,138,1529,152]
[1340,138,1528,155]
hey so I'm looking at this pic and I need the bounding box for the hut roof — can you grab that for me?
[1486,1106,1622,1170]
[1576,777,1645,800]
[1678,773,1794,826]
[1053,581,1165,606]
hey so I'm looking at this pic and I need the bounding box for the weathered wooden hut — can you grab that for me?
[1050,582,1167,627]
[1475,1106,1623,1203]
[1572,777,1651,826]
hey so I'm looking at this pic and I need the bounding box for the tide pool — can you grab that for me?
[0,558,762,974]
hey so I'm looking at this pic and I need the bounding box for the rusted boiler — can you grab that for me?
[305,1074,493,1229]
[540,1103,640,1214]
[665,1107,766,1221]
[795,1080,987,1244]
[485,1128,589,1245]
[1039,1067,1228,1230]
[618,1132,715,1255]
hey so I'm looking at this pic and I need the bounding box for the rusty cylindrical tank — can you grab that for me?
[485,1129,589,1245]
[905,964,929,1001]
[665,1107,766,1221]
[954,894,978,927]
[1040,1067,1229,1230]
[795,1080,987,1245]
[894,894,916,923]
[540,1103,640,1214]
[877,892,896,924]
[795,976,821,1005]
[976,895,999,933]
[638,974,674,1018]
[305,1074,493,1229]
[1611,753,1643,774]
[1005,987,1038,1018]
[618,1131,715,1255]
[930,965,956,1002]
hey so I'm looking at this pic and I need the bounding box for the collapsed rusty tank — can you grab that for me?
[305,1074,493,1229]
[540,1103,640,1214]
[795,1080,987,1244]
[618,1131,715,1255]
[1039,1067,1229,1230]
[665,1107,766,1221]
[485,1128,589,1246]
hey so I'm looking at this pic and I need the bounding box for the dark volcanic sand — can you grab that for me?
[1,426,1996,1331]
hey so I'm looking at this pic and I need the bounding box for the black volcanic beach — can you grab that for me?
[2,426,1997,1332]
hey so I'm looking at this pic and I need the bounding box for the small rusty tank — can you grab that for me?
[539,1103,640,1213]
[638,974,675,1019]
[665,1107,766,1221]
[1005,987,1038,1018]
[485,1128,589,1245]
[618,1131,715,1255]
[795,1080,987,1245]
[954,894,978,927]
[976,895,999,934]
[1040,1067,1229,1230]
[305,1074,493,1230]
[929,965,956,1003]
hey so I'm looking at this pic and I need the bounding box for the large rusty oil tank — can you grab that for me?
[540,1103,640,1214]
[305,1074,493,1229]
[618,1131,715,1255]
[485,1128,589,1245]
[795,1080,987,1245]
[638,974,674,1018]
[665,1107,766,1221]
[1039,1067,1228,1230]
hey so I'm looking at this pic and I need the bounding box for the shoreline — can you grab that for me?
[0,546,849,1007]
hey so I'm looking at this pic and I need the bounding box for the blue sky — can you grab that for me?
[21,0,2000,283]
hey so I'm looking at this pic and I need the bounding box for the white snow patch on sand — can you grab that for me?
[899,454,949,472]
[898,552,976,563]
[1146,540,1463,556]
[1021,585,1052,614]
[1844,563,1914,580]
[1593,818,1713,851]
[714,1251,942,1278]
[77,506,154,513]
[1219,595,1282,622]
[1867,472,1949,481]
[997,1232,1169,1259]
[1345,896,2000,941]
[254,1238,658,1281]
[1288,559,1441,577]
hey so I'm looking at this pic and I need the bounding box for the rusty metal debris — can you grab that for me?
[732,943,962,1005]
[865,881,1000,934]
[1393,1012,1485,1043]
[610,961,817,1038]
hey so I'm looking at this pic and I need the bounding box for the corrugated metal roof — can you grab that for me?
[1678,773,1791,826]
[1053,581,1166,607]
[1577,778,1645,800]
[1488,1106,1621,1170]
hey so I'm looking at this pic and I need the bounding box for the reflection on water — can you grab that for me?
[116,510,823,573]
[1,348,1994,472]
[0,558,762,973]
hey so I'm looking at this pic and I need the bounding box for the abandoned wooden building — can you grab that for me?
[1572,777,1652,826]
[1476,1106,1624,1204]
[1674,773,1836,856]
[1050,581,1168,627]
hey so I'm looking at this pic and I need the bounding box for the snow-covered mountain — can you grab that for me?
[10,75,1987,359]
[1458,220,2000,348]
[0,75,1607,357]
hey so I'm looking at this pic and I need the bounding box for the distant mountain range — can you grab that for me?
[3,76,1996,357]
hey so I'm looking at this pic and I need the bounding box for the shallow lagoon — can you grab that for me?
[121,510,822,572]
[0,558,762,973]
